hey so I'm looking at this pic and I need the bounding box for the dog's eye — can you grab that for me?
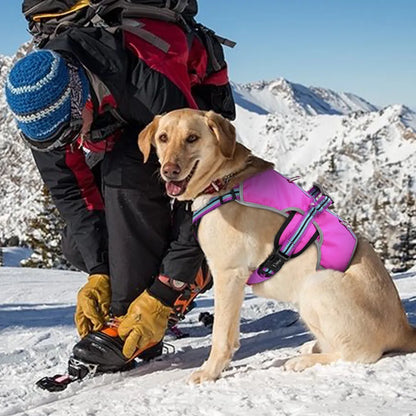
[186,134,199,143]
[158,134,168,143]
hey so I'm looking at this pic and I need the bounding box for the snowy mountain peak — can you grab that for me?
[269,77,293,95]
[311,87,379,115]
[390,104,416,132]
[233,77,379,117]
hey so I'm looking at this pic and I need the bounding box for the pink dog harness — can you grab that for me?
[192,170,357,285]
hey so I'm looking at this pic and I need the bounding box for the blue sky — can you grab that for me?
[1,1,415,109]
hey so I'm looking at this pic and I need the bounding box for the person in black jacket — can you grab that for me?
[6,18,234,358]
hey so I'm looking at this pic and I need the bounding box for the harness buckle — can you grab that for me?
[257,248,289,278]
[219,188,238,205]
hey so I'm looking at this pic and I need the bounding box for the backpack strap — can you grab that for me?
[92,0,193,31]
[171,0,190,13]
[121,20,171,52]
[81,66,126,142]
[214,33,237,48]
[91,14,171,52]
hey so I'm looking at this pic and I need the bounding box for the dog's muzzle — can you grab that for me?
[164,160,199,197]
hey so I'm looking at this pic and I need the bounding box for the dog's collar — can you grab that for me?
[200,158,253,195]
[202,177,231,194]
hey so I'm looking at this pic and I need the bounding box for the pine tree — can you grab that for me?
[391,176,416,272]
[329,154,336,174]
[371,197,390,262]
[21,185,72,269]
[375,221,390,264]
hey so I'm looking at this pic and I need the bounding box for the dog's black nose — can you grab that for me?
[163,162,181,178]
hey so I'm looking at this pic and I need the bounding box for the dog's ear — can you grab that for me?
[138,115,161,163]
[205,111,236,159]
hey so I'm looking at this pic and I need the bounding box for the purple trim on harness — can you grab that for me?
[249,267,276,285]
[192,190,240,224]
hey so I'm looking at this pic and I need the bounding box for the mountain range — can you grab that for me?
[1,48,415,270]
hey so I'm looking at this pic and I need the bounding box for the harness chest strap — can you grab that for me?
[192,187,240,224]
[280,192,333,258]
[250,192,332,284]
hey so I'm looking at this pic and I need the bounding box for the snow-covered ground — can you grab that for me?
[1,260,416,416]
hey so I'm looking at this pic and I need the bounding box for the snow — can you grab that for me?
[1,267,416,415]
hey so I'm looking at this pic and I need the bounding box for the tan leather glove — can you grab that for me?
[74,274,111,338]
[118,290,172,359]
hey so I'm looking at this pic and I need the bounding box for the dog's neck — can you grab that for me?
[191,143,274,211]
[200,163,251,195]
[208,143,274,192]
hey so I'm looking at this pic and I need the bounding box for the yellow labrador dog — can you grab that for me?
[139,108,416,383]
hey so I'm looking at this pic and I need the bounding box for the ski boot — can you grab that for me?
[36,320,163,392]
[71,322,164,372]
[167,265,213,338]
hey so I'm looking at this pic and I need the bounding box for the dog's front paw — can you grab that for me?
[283,356,314,372]
[299,340,320,355]
[188,368,219,384]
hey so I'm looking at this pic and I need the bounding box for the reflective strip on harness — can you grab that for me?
[281,194,333,257]
[192,188,240,224]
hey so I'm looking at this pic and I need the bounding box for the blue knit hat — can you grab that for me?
[5,50,89,145]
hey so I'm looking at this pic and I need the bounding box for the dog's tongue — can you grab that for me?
[166,180,186,197]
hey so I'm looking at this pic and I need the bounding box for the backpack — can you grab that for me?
[21,0,236,120]
[23,0,199,47]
